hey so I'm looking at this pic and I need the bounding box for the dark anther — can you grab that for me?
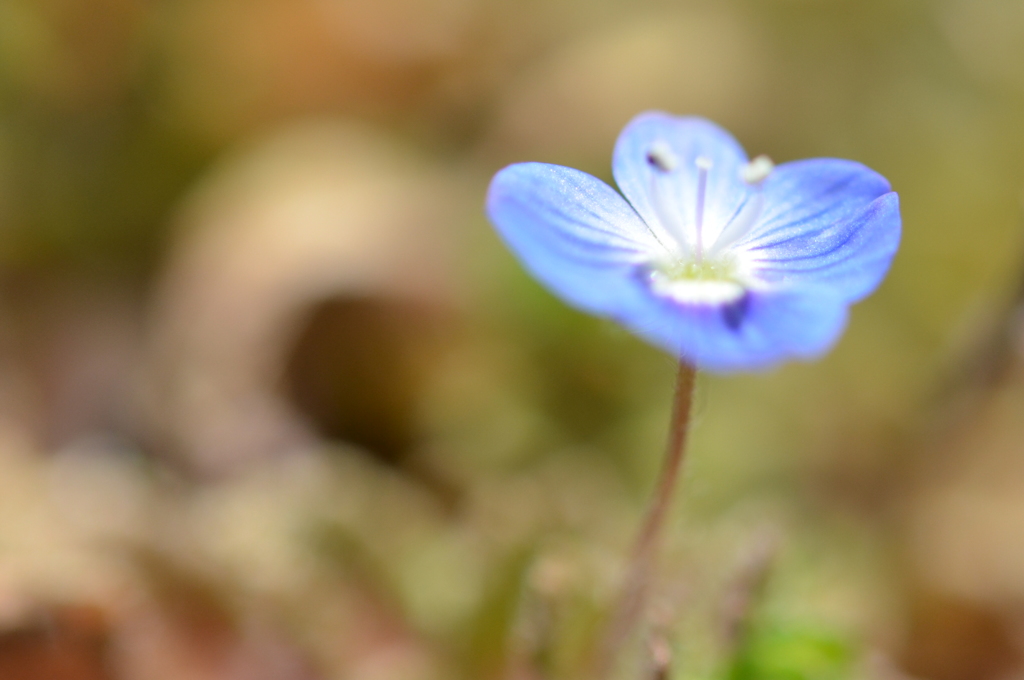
[722,294,750,331]
[645,143,677,173]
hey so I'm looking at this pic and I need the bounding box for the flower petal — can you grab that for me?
[612,112,750,250]
[737,159,900,301]
[623,283,850,371]
[486,162,666,315]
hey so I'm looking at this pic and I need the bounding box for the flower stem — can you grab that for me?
[592,360,697,678]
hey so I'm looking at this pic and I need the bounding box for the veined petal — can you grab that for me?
[623,284,849,371]
[612,112,750,250]
[486,162,666,315]
[484,114,902,373]
[736,159,900,302]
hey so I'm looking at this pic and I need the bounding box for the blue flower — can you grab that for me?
[486,112,901,371]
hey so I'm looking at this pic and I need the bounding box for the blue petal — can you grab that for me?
[622,283,850,372]
[737,159,901,302]
[486,162,666,315]
[612,112,750,250]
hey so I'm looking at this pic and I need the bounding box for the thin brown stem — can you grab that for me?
[591,360,697,679]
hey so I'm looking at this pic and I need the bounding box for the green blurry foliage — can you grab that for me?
[726,624,855,680]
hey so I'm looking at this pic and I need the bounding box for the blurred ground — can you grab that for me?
[2,0,1024,678]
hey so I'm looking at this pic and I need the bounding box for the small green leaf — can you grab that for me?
[727,624,856,680]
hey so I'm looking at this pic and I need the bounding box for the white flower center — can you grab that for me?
[642,147,775,307]
[646,258,746,304]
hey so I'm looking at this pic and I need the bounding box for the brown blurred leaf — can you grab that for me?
[143,121,460,475]
[898,590,1022,680]
[0,605,112,680]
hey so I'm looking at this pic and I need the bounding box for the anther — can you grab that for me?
[646,141,678,173]
[741,155,774,185]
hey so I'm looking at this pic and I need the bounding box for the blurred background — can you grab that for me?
[0,0,1023,678]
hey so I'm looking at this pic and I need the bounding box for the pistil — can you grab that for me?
[694,156,712,264]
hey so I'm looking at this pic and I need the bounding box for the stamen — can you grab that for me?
[694,156,712,264]
[645,142,689,252]
[707,156,774,256]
